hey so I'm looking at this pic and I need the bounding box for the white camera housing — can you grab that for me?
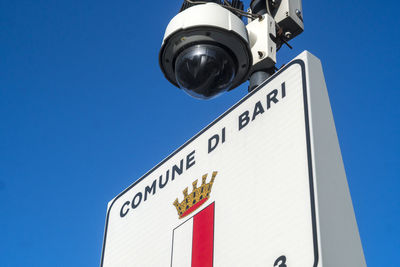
[274,0,303,39]
[249,0,304,41]
[159,3,253,98]
[246,14,276,73]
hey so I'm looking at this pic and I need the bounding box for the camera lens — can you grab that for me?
[174,44,236,99]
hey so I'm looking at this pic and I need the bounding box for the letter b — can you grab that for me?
[238,111,250,131]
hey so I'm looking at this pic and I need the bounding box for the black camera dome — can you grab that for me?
[174,44,237,99]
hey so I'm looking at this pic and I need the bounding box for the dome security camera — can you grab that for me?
[159,2,252,99]
[159,0,303,99]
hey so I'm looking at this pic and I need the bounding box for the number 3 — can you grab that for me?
[274,255,287,267]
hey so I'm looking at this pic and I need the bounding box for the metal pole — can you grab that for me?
[248,70,271,92]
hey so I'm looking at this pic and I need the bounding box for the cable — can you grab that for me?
[224,5,262,19]
[184,0,262,20]
[266,0,271,16]
[223,0,232,7]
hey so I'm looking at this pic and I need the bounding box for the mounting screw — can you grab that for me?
[296,9,301,16]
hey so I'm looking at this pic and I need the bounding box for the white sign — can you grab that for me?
[101,52,366,267]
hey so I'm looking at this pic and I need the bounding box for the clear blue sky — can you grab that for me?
[1,0,399,266]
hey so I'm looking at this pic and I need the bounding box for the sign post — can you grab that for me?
[101,51,366,267]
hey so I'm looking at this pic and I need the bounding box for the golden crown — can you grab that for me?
[173,171,217,219]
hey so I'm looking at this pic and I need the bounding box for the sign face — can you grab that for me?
[101,59,319,267]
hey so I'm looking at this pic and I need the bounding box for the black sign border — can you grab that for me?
[100,59,319,267]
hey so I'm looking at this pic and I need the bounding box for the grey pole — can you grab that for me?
[248,70,271,92]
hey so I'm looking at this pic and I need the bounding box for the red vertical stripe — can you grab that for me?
[191,203,214,267]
